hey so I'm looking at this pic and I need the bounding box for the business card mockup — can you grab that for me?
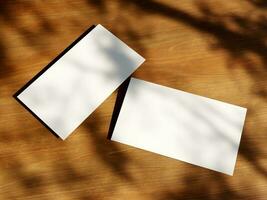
[15,25,145,139]
[111,78,247,175]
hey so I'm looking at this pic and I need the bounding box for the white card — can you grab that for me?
[111,78,247,175]
[15,24,145,140]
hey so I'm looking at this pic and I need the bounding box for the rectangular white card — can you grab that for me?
[111,78,247,175]
[16,24,145,140]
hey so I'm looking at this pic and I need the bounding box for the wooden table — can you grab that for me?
[1,1,266,199]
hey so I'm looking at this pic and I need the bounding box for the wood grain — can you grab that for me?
[0,0,266,199]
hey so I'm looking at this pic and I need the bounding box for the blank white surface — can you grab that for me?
[17,24,145,140]
[111,78,247,175]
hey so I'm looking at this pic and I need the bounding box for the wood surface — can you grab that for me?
[0,0,266,199]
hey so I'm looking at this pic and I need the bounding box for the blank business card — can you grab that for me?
[111,78,247,175]
[15,24,145,140]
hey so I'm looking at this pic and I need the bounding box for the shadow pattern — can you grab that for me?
[0,0,267,199]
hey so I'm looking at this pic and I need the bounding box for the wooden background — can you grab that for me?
[0,0,267,199]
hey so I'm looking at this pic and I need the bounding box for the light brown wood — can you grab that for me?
[0,0,267,199]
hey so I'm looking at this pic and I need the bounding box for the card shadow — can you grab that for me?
[107,77,131,140]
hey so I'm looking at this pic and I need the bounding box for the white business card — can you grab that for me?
[111,78,247,175]
[15,24,145,140]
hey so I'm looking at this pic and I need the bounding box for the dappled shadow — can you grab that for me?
[87,0,267,199]
[0,1,139,199]
[118,0,267,100]
[249,0,267,8]
[0,3,14,82]
[121,0,267,175]
[239,131,267,176]
[0,0,146,199]
[158,173,244,200]
[86,0,106,11]
[0,40,10,81]
[0,1,57,52]
[1,0,267,199]
[84,111,132,180]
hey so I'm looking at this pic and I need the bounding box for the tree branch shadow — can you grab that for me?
[1,0,267,199]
